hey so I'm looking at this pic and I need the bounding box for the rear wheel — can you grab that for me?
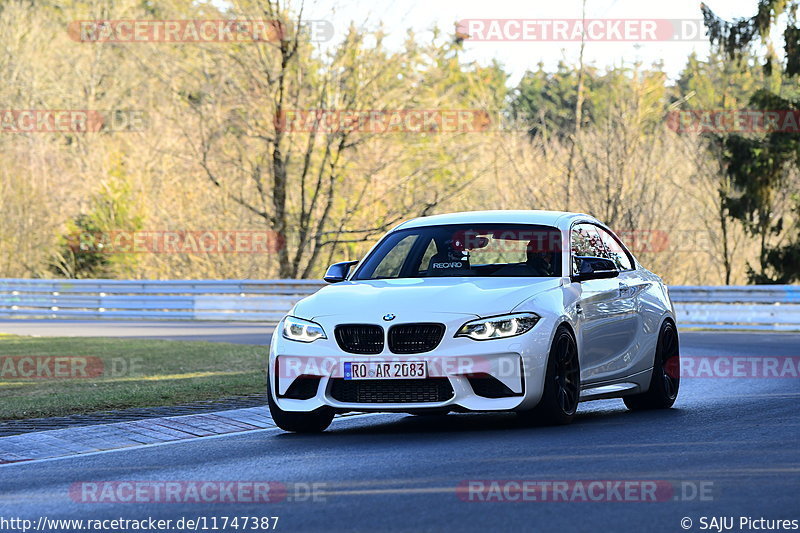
[519,325,580,425]
[267,378,334,433]
[623,320,680,410]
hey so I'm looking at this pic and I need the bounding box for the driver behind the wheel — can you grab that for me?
[525,233,559,276]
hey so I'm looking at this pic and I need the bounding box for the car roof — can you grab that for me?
[394,210,597,231]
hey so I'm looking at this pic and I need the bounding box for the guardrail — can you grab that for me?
[0,279,324,322]
[669,285,800,331]
[0,279,798,330]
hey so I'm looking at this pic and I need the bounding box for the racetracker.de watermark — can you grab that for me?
[0,356,142,379]
[666,110,800,133]
[68,19,333,43]
[455,19,707,41]
[276,355,498,380]
[0,110,146,133]
[275,110,492,133]
[457,480,714,502]
[675,356,800,379]
[69,481,326,503]
[275,355,800,381]
[615,229,723,254]
[443,229,687,255]
[0,516,279,533]
[69,231,285,254]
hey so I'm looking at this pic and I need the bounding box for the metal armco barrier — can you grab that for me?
[0,279,798,330]
[0,279,324,322]
[669,285,800,331]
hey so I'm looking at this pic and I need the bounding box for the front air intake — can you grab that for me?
[387,323,445,354]
[329,378,454,403]
[466,373,521,398]
[334,324,384,354]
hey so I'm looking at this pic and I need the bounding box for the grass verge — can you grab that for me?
[0,336,267,420]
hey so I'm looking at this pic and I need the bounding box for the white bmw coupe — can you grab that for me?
[268,210,680,432]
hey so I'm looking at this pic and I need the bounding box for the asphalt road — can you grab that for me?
[0,330,798,532]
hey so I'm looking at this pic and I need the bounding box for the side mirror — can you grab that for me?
[323,260,359,283]
[571,256,619,282]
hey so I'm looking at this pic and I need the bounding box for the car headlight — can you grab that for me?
[282,316,326,343]
[455,313,540,341]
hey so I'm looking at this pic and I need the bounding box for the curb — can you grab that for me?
[0,406,276,465]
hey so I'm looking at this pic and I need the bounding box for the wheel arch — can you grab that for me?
[555,319,577,342]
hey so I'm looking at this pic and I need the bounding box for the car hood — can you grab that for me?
[293,277,564,321]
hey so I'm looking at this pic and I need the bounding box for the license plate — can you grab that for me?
[343,361,427,380]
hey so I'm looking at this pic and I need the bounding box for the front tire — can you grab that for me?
[623,320,680,410]
[519,325,580,425]
[267,378,334,433]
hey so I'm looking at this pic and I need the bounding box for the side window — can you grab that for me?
[571,224,604,274]
[571,223,635,273]
[372,234,417,278]
[595,227,634,271]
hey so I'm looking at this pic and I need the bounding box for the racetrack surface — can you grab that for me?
[0,329,798,532]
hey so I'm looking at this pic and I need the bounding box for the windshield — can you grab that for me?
[354,223,563,279]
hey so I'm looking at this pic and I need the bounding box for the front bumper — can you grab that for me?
[269,313,557,413]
